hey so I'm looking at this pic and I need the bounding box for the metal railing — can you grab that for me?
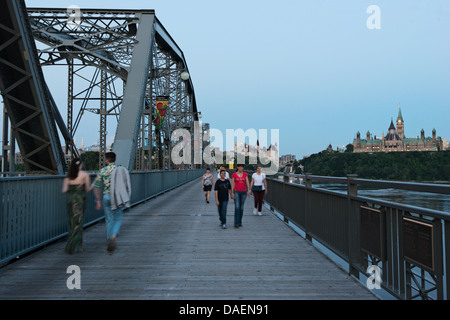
[0,169,203,265]
[265,172,450,300]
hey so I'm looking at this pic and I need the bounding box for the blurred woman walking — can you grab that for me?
[62,158,93,254]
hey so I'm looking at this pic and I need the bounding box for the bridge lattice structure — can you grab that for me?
[0,0,200,174]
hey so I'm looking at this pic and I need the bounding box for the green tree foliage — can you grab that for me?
[80,151,100,171]
[300,150,450,181]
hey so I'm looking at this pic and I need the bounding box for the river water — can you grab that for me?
[286,179,450,214]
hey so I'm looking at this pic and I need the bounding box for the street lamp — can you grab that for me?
[180,70,190,81]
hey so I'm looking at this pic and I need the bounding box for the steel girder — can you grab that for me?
[0,0,68,174]
[144,39,195,170]
[112,12,154,170]
[27,8,199,171]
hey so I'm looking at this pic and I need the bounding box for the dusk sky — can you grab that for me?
[6,0,450,159]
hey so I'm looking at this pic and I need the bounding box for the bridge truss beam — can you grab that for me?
[26,8,200,172]
[0,0,71,175]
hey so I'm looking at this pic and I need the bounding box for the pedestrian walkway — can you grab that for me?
[0,175,378,300]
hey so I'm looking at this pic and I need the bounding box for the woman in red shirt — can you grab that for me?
[231,164,250,228]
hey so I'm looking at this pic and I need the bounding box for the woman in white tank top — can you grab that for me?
[250,165,267,216]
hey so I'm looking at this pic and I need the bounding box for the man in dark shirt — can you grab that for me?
[214,169,234,229]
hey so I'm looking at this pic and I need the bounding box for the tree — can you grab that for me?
[80,151,100,171]
[345,144,354,153]
[299,150,450,181]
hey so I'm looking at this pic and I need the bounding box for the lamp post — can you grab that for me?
[180,70,190,81]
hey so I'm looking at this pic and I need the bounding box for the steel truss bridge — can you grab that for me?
[0,0,202,174]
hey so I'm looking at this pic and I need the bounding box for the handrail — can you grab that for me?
[0,169,203,266]
[265,172,450,300]
[272,172,450,194]
[351,195,450,220]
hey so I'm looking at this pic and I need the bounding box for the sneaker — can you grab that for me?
[257,212,262,216]
[222,224,227,229]
[253,208,257,215]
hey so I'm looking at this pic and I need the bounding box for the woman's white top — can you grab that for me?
[252,172,266,190]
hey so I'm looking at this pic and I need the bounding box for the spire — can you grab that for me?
[397,107,403,122]
[389,119,395,131]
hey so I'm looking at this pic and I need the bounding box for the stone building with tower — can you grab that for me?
[353,108,443,153]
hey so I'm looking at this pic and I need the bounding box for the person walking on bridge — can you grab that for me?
[93,152,131,252]
[216,165,230,181]
[215,169,234,229]
[62,158,93,254]
[231,164,250,228]
[202,167,214,203]
[250,165,267,216]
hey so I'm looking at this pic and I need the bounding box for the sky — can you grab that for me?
[3,0,450,159]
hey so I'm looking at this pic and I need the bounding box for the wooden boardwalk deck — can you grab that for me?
[0,176,378,300]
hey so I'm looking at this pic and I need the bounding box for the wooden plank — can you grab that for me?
[0,177,378,300]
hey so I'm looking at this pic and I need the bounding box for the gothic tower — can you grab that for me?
[396,107,404,139]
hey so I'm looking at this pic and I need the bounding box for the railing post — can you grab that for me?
[282,173,289,223]
[347,174,359,279]
[434,218,444,300]
[445,220,450,300]
[304,173,312,242]
[144,171,148,202]
[0,179,3,263]
[304,173,312,188]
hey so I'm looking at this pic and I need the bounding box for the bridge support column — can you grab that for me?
[113,13,155,170]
